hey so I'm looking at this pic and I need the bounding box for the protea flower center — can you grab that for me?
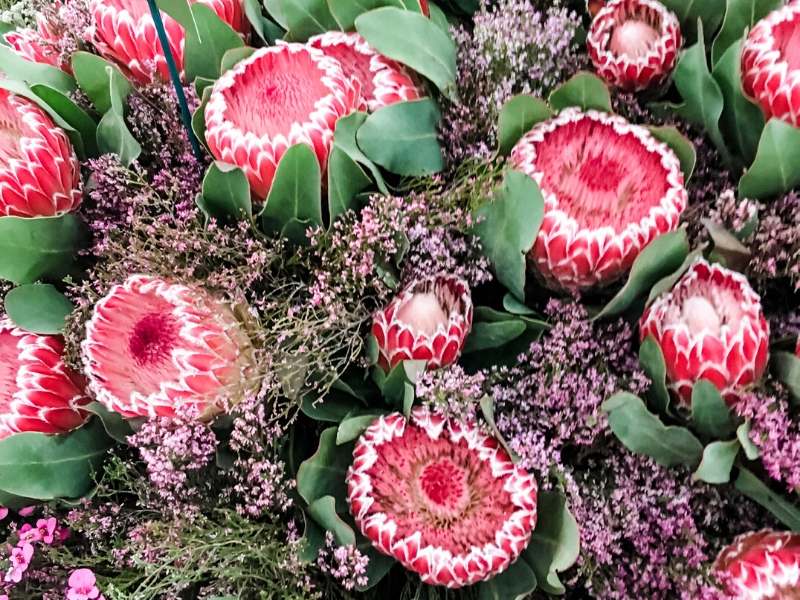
[347,409,538,587]
[510,109,687,291]
[588,0,682,91]
[82,275,255,419]
[742,3,800,126]
[395,291,449,337]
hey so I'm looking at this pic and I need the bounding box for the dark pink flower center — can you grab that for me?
[223,50,333,138]
[320,43,375,98]
[129,312,179,366]
[773,16,800,72]
[418,459,468,511]
[534,116,670,230]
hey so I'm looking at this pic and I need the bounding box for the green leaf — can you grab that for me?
[639,335,671,414]
[199,162,252,222]
[261,144,322,243]
[327,146,371,225]
[647,125,697,182]
[672,21,731,165]
[281,0,339,41]
[502,293,537,316]
[522,490,580,595]
[243,0,269,42]
[497,94,552,155]
[773,351,800,406]
[602,392,704,467]
[156,0,201,33]
[326,0,406,32]
[71,52,131,113]
[711,0,781,66]
[478,556,537,600]
[300,392,364,423]
[693,439,739,484]
[84,402,134,445]
[472,170,544,301]
[30,84,99,158]
[0,214,86,284]
[739,118,800,200]
[0,419,112,500]
[220,46,256,75]
[296,428,353,509]
[263,0,290,29]
[4,284,73,334]
[378,360,424,411]
[661,0,725,42]
[356,98,443,176]
[737,421,759,460]
[336,411,386,445]
[703,219,750,271]
[735,468,800,531]
[192,85,212,149]
[691,379,736,438]
[548,71,612,113]
[463,320,527,353]
[0,44,75,93]
[331,111,387,194]
[356,7,457,99]
[307,495,357,545]
[96,68,140,166]
[184,3,244,82]
[712,39,765,165]
[595,229,689,320]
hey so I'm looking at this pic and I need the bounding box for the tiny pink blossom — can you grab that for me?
[36,517,57,545]
[17,506,35,517]
[4,542,34,583]
[67,568,102,600]
[0,507,7,520]
[18,523,41,545]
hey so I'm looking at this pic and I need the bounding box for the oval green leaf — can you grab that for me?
[691,379,737,438]
[548,71,612,113]
[184,3,244,82]
[647,125,697,182]
[199,161,252,222]
[497,94,552,155]
[296,427,353,508]
[4,283,74,334]
[638,335,671,414]
[773,351,800,406]
[735,467,800,531]
[0,44,75,94]
[463,320,527,353]
[71,52,131,113]
[739,117,800,200]
[711,0,782,66]
[693,439,739,484]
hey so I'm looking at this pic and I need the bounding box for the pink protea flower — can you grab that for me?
[90,0,245,85]
[640,259,770,405]
[4,13,71,73]
[587,0,681,91]
[346,408,538,588]
[0,89,82,218]
[371,276,472,372]
[510,108,687,291]
[307,32,421,112]
[0,318,89,441]
[742,2,800,127]
[205,43,360,200]
[82,275,255,420]
[714,530,800,599]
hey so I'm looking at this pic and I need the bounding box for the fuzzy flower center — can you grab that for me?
[664,274,747,337]
[222,50,333,138]
[533,117,670,230]
[772,17,800,72]
[417,459,469,515]
[396,292,449,337]
[610,19,660,58]
[320,43,375,98]
[129,312,179,366]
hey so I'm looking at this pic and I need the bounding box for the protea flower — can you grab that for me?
[742,2,800,126]
[640,259,769,405]
[0,89,81,218]
[371,276,472,372]
[4,13,70,73]
[82,275,255,419]
[347,408,538,588]
[714,530,800,599]
[510,108,687,292]
[0,317,89,440]
[307,32,421,112]
[89,0,245,85]
[204,43,360,200]
[587,0,682,91]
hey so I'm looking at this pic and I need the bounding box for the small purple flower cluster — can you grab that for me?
[416,364,486,422]
[316,532,369,592]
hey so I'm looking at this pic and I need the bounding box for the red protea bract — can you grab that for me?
[371,276,472,372]
[82,275,255,420]
[0,89,81,218]
[307,32,421,112]
[204,43,360,199]
[0,317,89,440]
[90,0,246,85]
[4,13,70,73]
[640,259,770,405]
[714,530,800,599]
[347,408,538,588]
[587,0,681,91]
[742,2,800,127]
[510,108,687,292]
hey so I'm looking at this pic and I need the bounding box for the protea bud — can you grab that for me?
[89,0,246,85]
[307,32,421,112]
[587,0,682,91]
[0,89,82,218]
[347,408,538,588]
[510,108,687,292]
[640,259,769,405]
[714,530,800,599]
[742,2,800,126]
[204,43,360,200]
[371,276,472,371]
[0,317,89,440]
[4,13,70,73]
[82,275,255,420]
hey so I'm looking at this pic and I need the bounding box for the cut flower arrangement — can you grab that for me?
[0,0,798,597]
